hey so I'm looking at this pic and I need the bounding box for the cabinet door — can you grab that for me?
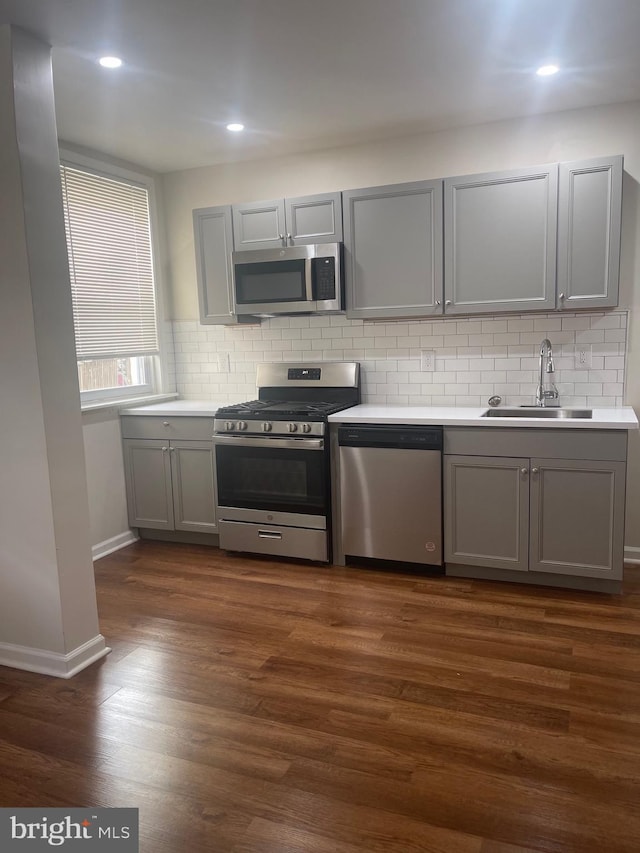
[343,180,444,320]
[170,441,217,534]
[232,199,286,250]
[444,164,557,314]
[557,156,622,310]
[193,205,242,325]
[444,455,529,571]
[529,458,625,579]
[123,439,174,530]
[285,192,342,245]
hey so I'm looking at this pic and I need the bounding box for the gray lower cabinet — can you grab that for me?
[122,416,217,535]
[557,155,623,310]
[443,164,558,315]
[193,204,244,325]
[444,428,627,585]
[444,455,530,572]
[342,180,444,319]
[529,457,625,577]
[232,192,342,250]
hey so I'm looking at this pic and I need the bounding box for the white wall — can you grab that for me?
[82,410,135,559]
[0,25,106,676]
[161,100,640,551]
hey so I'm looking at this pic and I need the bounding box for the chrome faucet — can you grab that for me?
[536,339,560,407]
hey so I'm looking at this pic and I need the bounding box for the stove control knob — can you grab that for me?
[262,422,272,432]
[237,421,248,431]
[287,422,298,433]
[225,421,235,431]
[301,423,312,433]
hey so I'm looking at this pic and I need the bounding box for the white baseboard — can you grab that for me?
[624,546,640,566]
[92,530,138,561]
[0,634,110,679]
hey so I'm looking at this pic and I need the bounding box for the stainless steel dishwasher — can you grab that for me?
[337,424,442,566]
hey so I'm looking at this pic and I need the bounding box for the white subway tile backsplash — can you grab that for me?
[171,310,627,407]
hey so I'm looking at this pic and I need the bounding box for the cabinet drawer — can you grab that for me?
[121,416,215,441]
[219,520,327,562]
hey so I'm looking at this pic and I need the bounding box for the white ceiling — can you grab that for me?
[2,0,640,174]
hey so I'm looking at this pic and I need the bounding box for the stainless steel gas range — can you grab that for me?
[213,362,360,562]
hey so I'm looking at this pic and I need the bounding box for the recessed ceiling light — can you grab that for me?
[99,56,123,69]
[226,123,245,132]
[536,64,559,77]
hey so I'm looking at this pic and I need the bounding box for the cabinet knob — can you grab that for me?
[532,467,539,474]
[278,233,285,242]
[521,468,528,476]
[445,300,452,307]
[163,421,170,426]
[559,293,565,300]
[435,300,441,306]
[287,233,292,241]
[161,446,168,452]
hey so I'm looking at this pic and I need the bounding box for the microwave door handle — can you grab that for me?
[305,256,314,301]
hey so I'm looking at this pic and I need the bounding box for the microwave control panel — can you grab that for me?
[312,257,336,301]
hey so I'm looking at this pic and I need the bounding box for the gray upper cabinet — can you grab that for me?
[285,193,342,245]
[557,155,623,310]
[232,192,342,250]
[342,180,444,320]
[444,164,558,315]
[193,204,241,325]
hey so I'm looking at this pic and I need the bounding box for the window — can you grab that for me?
[60,160,161,401]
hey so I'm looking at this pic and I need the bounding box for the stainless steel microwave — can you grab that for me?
[232,242,344,316]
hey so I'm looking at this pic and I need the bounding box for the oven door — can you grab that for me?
[214,435,328,527]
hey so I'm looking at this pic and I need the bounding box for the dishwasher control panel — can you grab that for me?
[337,425,442,450]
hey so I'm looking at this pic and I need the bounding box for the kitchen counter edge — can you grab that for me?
[328,405,639,429]
[120,400,230,417]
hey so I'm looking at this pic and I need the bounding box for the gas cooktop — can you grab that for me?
[213,361,361,437]
[215,399,351,420]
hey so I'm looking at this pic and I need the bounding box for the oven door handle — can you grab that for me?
[213,435,324,450]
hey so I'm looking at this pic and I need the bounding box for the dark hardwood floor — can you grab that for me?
[1,541,640,852]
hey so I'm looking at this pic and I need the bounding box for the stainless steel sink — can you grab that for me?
[482,408,593,419]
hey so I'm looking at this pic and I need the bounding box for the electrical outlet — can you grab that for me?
[575,344,592,369]
[216,352,230,373]
[420,349,435,372]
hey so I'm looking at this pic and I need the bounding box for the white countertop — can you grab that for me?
[328,404,639,429]
[122,399,639,429]
[121,400,228,417]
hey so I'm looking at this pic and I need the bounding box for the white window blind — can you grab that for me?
[60,165,159,360]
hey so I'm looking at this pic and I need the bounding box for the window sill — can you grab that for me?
[81,393,179,415]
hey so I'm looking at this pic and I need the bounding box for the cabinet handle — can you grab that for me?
[278,233,285,242]
[532,467,539,474]
[287,233,292,242]
[435,300,441,306]
[521,468,528,476]
[559,293,565,300]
